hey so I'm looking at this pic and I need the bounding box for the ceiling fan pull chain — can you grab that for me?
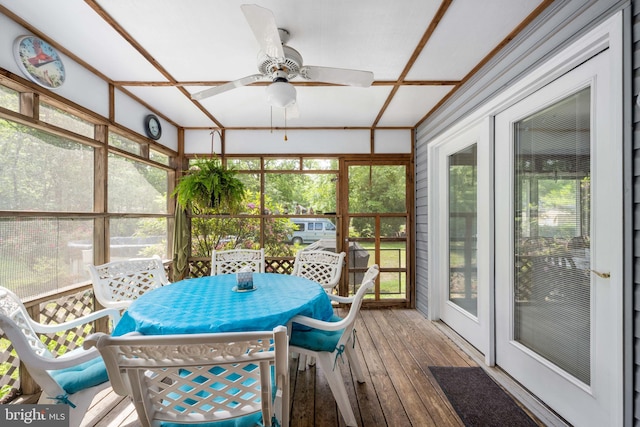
[284,108,288,141]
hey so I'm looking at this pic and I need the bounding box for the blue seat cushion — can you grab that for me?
[289,314,344,352]
[49,356,108,394]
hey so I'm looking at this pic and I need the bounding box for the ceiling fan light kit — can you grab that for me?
[266,81,296,108]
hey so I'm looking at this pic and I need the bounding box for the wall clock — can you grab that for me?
[144,114,162,140]
[13,35,65,89]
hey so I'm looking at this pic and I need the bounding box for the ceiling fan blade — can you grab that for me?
[299,66,374,87]
[191,74,265,100]
[241,4,284,59]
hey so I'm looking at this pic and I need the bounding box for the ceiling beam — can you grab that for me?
[372,0,453,128]
[85,0,224,128]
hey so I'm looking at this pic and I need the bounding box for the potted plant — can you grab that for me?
[172,157,246,213]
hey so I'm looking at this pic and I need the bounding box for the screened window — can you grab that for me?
[264,173,337,215]
[40,102,94,138]
[150,149,170,166]
[0,118,94,212]
[0,218,94,298]
[109,131,142,156]
[348,165,406,213]
[108,153,168,214]
[0,85,19,112]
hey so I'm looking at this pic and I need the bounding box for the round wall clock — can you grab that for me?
[13,35,66,89]
[144,114,162,140]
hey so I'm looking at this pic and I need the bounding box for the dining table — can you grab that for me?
[112,272,334,336]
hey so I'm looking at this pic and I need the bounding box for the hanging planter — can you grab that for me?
[172,157,246,213]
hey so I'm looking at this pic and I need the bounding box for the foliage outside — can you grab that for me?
[190,191,295,258]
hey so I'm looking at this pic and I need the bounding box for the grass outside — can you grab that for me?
[357,241,406,298]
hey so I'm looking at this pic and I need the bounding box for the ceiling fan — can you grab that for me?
[191,4,374,108]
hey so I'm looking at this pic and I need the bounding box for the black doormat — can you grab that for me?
[429,366,538,427]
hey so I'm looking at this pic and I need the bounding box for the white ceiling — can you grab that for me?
[0,0,550,130]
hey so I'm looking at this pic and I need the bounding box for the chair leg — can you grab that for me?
[297,354,308,371]
[39,386,103,427]
[314,352,358,427]
[345,345,366,383]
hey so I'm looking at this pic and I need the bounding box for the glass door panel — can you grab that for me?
[448,144,478,316]
[513,87,591,383]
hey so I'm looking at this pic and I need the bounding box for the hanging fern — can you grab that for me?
[172,157,246,213]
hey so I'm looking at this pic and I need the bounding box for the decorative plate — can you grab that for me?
[14,35,66,89]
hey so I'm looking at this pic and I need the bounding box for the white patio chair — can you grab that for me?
[0,286,121,427]
[288,264,379,427]
[88,256,170,310]
[85,325,289,427]
[211,248,265,275]
[291,250,346,292]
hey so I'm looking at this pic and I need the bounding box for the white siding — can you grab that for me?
[631,1,640,424]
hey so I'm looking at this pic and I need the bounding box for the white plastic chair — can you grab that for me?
[211,248,265,275]
[0,286,121,427]
[88,256,170,310]
[85,325,289,427]
[288,264,379,427]
[291,250,346,292]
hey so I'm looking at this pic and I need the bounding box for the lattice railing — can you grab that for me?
[0,285,107,402]
[266,257,295,275]
[187,256,295,278]
[0,339,19,403]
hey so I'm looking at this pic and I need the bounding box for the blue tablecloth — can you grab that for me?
[112,273,334,336]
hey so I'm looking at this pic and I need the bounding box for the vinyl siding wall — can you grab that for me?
[632,2,640,424]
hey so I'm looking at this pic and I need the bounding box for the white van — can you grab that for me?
[289,218,337,244]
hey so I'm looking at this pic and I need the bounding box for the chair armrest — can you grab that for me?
[31,308,121,334]
[289,314,348,332]
[0,316,103,371]
[327,294,355,304]
[45,346,103,370]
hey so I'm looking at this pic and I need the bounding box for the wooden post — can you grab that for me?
[19,305,41,395]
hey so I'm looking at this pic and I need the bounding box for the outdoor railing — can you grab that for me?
[188,256,295,277]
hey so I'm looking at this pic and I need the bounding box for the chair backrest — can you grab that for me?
[86,326,289,427]
[336,264,379,341]
[88,256,169,310]
[211,248,265,275]
[0,286,55,363]
[361,263,380,287]
[292,250,346,291]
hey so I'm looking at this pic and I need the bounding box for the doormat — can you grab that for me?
[429,366,538,427]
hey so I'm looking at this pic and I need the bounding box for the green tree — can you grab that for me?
[348,165,406,235]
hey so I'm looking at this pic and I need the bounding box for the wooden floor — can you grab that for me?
[77,308,542,427]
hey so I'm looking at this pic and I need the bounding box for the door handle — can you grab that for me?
[589,269,610,279]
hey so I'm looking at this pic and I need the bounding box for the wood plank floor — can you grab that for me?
[77,308,543,427]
